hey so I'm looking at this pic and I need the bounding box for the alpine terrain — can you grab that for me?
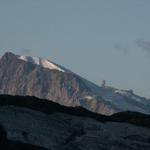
[0,52,150,115]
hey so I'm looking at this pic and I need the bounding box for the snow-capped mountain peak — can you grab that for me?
[18,55,65,72]
[0,51,150,115]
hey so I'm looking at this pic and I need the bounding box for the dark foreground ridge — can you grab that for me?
[0,124,47,150]
[0,95,150,128]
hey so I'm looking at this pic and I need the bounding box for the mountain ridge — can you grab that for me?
[0,52,150,115]
[0,94,150,128]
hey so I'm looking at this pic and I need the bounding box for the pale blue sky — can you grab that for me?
[0,0,150,97]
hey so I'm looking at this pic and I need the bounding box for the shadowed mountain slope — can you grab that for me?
[0,95,149,149]
[0,95,149,128]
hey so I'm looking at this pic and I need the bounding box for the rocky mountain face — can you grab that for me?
[0,52,150,115]
[0,95,150,150]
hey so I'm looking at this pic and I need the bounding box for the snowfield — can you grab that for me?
[19,55,65,72]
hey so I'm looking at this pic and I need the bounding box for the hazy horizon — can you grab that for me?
[0,0,150,98]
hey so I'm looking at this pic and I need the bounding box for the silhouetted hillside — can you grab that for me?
[0,95,149,128]
[0,95,149,149]
[0,123,47,150]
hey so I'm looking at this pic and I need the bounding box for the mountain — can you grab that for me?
[0,52,150,115]
[0,95,150,150]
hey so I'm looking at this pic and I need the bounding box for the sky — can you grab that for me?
[0,0,150,98]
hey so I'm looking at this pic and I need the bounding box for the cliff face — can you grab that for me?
[0,52,117,115]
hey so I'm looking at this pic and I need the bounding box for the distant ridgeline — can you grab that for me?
[0,95,149,128]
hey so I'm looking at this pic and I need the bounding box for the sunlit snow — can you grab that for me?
[19,55,65,72]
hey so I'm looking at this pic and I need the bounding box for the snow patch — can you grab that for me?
[19,55,65,72]
[105,99,112,102]
[114,90,143,102]
[114,90,128,95]
[84,96,94,100]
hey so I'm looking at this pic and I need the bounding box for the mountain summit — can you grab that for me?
[0,52,150,115]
